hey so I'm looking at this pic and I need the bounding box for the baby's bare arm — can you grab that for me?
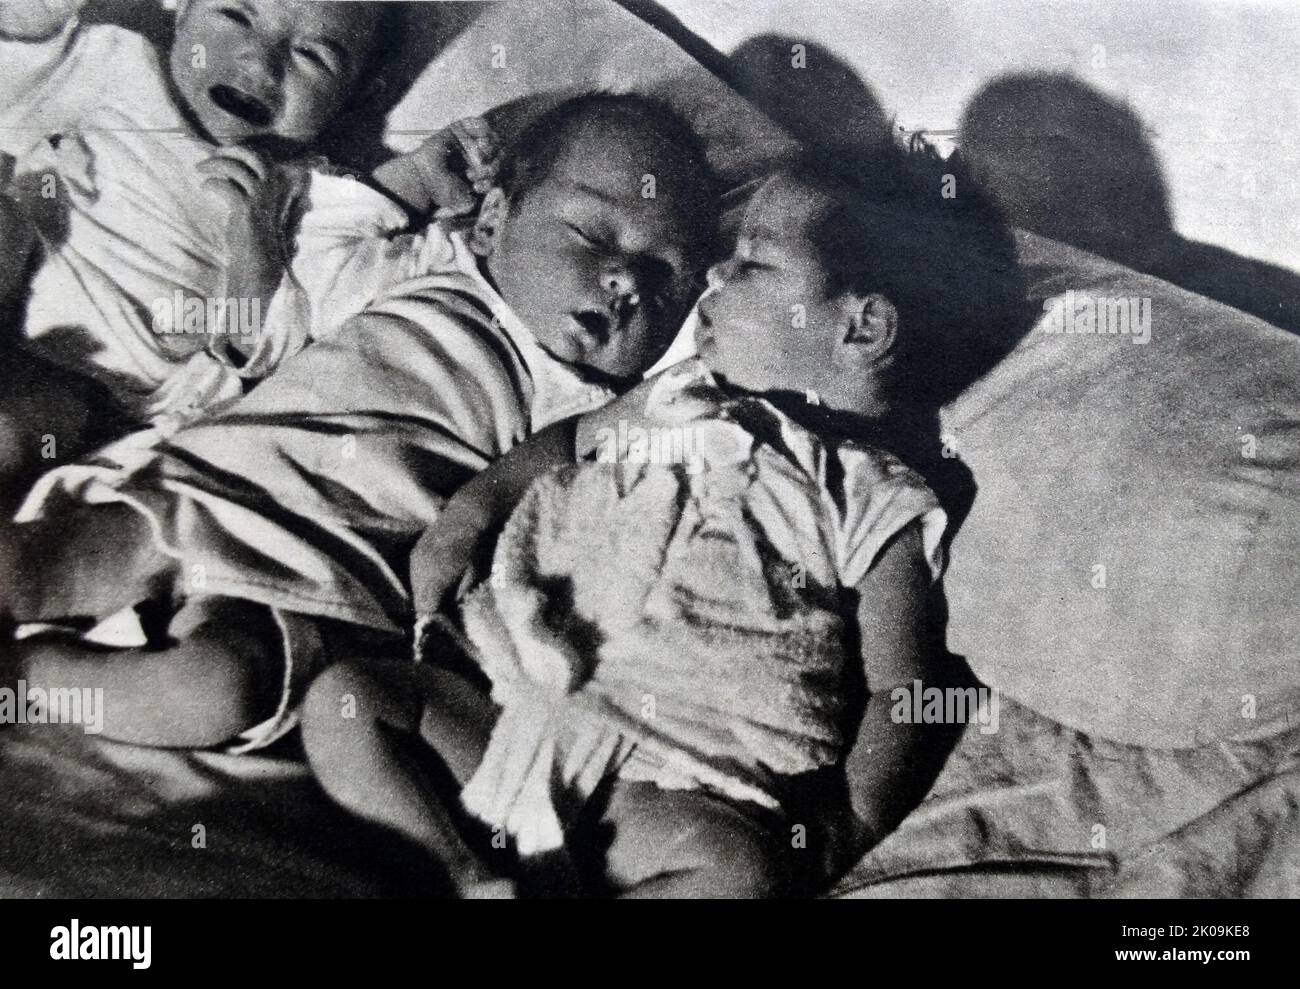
[411,363,693,610]
[840,525,957,858]
[410,418,578,616]
[372,118,499,220]
[198,148,308,350]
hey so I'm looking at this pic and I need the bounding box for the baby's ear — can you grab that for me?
[841,292,898,360]
[469,187,508,258]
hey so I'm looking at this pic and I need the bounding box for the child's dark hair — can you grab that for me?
[349,1,407,92]
[496,92,720,253]
[782,152,1027,405]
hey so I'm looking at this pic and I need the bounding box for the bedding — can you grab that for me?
[1,0,1297,897]
[3,693,1296,897]
[942,231,1300,749]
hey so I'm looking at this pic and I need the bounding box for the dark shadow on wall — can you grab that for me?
[317,1,487,171]
[624,4,1300,336]
[959,72,1300,336]
[616,3,896,166]
[725,34,896,162]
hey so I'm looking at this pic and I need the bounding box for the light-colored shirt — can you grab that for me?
[1,19,240,427]
[18,179,618,636]
[15,170,622,752]
[459,359,948,853]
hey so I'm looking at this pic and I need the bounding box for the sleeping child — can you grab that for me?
[0,0,493,477]
[1,94,720,780]
[298,164,956,897]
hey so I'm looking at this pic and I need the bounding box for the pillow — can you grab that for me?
[940,231,1300,748]
[380,0,795,193]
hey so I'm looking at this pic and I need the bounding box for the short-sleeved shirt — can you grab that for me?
[458,359,947,853]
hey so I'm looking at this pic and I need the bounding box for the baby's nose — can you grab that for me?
[602,264,641,308]
[236,40,288,86]
[705,261,730,290]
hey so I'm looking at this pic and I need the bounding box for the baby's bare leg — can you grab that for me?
[599,782,789,898]
[301,659,503,894]
[0,504,169,624]
[13,598,282,747]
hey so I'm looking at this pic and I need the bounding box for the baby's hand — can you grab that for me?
[198,147,308,310]
[374,117,500,219]
[427,117,500,218]
[409,507,492,620]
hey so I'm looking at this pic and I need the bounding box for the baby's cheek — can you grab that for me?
[176,19,234,73]
[515,259,563,302]
[280,82,347,139]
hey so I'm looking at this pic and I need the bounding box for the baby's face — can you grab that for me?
[170,0,377,146]
[486,123,708,383]
[695,175,848,395]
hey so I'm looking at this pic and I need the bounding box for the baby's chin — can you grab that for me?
[176,87,259,144]
[539,337,643,387]
[558,352,643,389]
[692,352,759,394]
[190,108,312,157]
[532,324,585,367]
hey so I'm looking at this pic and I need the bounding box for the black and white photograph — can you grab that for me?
[0,0,1295,960]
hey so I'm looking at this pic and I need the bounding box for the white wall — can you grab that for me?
[656,0,1300,273]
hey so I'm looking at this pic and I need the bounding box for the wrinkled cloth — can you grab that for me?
[939,231,1300,747]
[14,215,614,750]
[2,689,1294,898]
[17,188,615,634]
[0,19,314,429]
[459,362,946,853]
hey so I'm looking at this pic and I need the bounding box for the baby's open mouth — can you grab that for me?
[208,85,273,128]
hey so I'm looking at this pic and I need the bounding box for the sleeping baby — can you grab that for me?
[0,0,491,481]
[1,94,720,777]
[300,164,957,897]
